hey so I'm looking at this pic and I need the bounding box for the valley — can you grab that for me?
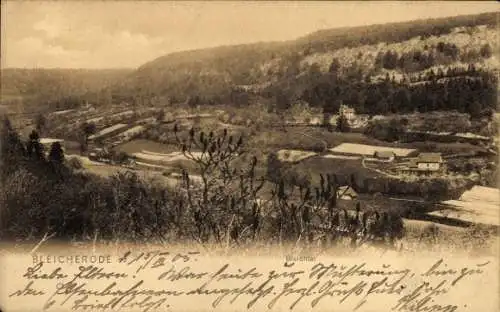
[1,11,498,252]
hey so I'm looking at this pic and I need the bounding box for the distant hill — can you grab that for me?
[110,11,498,113]
[0,68,132,113]
[1,12,497,116]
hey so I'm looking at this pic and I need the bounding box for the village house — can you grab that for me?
[337,185,358,200]
[339,104,355,121]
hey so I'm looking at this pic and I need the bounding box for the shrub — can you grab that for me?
[67,157,83,170]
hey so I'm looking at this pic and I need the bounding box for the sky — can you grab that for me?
[1,1,498,69]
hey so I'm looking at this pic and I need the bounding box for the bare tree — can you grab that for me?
[174,125,265,244]
[80,122,97,153]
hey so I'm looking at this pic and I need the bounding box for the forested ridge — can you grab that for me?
[1,12,498,116]
[112,11,498,116]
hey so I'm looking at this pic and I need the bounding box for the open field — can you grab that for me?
[249,127,383,152]
[330,143,417,157]
[290,156,380,186]
[134,151,202,162]
[114,139,180,155]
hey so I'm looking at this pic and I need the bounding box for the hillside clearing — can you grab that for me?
[115,139,180,155]
[132,150,202,165]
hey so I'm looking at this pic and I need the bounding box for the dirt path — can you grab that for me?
[361,157,401,179]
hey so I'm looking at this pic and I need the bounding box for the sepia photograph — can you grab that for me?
[0,1,499,311]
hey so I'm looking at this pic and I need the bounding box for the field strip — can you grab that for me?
[330,143,416,157]
[134,151,201,162]
[135,161,172,170]
[322,154,361,160]
[140,150,203,159]
[361,158,401,179]
[89,123,128,139]
[141,150,183,157]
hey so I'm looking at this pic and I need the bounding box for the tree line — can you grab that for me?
[374,43,492,72]
[298,63,496,118]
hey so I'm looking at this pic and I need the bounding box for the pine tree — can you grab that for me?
[336,113,350,133]
[49,142,65,164]
[267,152,283,182]
[27,130,45,161]
[1,117,27,178]
[81,122,97,153]
[35,114,47,135]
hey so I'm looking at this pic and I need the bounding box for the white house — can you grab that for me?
[339,104,356,121]
[415,153,443,171]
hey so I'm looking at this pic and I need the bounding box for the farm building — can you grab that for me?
[337,185,358,200]
[415,153,443,170]
[373,151,396,162]
[402,153,445,174]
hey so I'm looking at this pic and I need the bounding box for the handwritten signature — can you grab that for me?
[6,253,492,312]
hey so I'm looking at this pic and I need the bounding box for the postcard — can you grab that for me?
[1,1,498,311]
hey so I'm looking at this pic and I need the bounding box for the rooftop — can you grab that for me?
[374,151,396,158]
[337,185,358,198]
[405,158,441,171]
[417,153,443,163]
